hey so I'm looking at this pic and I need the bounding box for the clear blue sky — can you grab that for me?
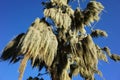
[0,0,120,80]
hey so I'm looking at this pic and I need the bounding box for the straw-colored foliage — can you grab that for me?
[44,7,73,31]
[51,0,69,6]
[1,18,58,80]
[1,33,25,63]
[91,29,108,37]
[1,0,120,80]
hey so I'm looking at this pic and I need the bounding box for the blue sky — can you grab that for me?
[0,0,120,80]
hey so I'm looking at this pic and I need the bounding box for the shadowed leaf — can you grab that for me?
[1,33,25,63]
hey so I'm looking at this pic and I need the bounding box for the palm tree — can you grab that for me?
[1,0,120,80]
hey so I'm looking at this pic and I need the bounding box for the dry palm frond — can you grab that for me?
[1,33,25,63]
[74,8,84,23]
[69,34,79,55]
[18,18,58,67]
[83,1,104,26]
[79,24,86,35]
[60,70,71,80]
[91,29,108,37]
[79,35,101,79]
[79,67,95,80]
[1,18,58,80]
[18,18,58,80]
[44,8,72,31]
[102,47,120,61]
[102,46,111,56]
[51,0,68,5]
[69,35,105,79]
[68,35,101,79]
[95,45,108,62]
[74,8,86,34]
[70,65,79,76]
[110,54,120,61]
[66,6,74,16]
[19,53,30,80]
[59,55,73,80]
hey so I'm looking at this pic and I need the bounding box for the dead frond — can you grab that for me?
[19,53,30,80]
[74,8,85,34]
[1,33,25,63]
[110,54,120,61]
[44,8,72,31]
[68,35,103,79]
[18,18,58,67]
[60,59,72,80]
[83,1,104,26]
[18,18,58,80]
[102,46,111,56]
[91,29,108,37]
[51,0,68,5]
[1,18,58,80]
[95,45,108,62]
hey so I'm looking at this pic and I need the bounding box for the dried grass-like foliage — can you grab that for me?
[1,18,58,80]
[18,18,58,80]
[51,0,68,5]
[102,46,111,56]
[1,33,25,63]
[102,47,120,61]
[73,1,104,34]
[74,8,85,34]
[79,35,101,79]
[83,1,104,26]
[44,8,72,31]
[91,29,108,37]
[110,54,120,61]
[69,35,108,80]
[60,58,72,80]
[68,34,120,80]
[95,45,108,62]
[19,18,58,67]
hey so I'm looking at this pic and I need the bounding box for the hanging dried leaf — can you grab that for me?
[110,54,120,61]
[18,18,58,80]
[83,1,104,26]
[19,53,30,80]
[95,45,108,62]
[101,47,120,61]
[44,8,72,31]
[69,60,80,77]
[18,18,58,67]
[51,0,68,5]
[68,35,103,79]
[1,33,25,63]
[1,18,58,80]
[69,35,107,79]
[102,47,111,56]
[60,70,71,80]
[91,29,108,37]
[59,55,73,80]
[74,8,85,34]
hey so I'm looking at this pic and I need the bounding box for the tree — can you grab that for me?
[1,0,120,80]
